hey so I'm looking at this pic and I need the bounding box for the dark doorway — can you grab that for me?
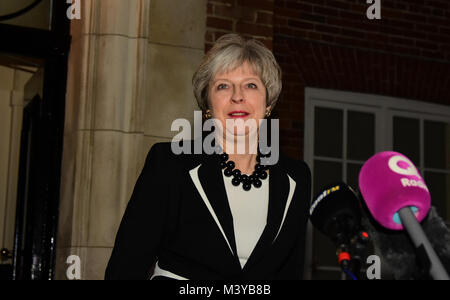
[0,1,71,280]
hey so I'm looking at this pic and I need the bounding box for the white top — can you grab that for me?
[222,170,269,269]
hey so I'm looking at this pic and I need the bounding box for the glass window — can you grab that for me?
[423,120,449,222]
[314,107,343,158]
[313,160,342,196]
[311,107,376,280]
[425,172,450,221]
[393,116,420,165]
[347,163,363,192]
[347,111,375,161]
[424,121,449,170]
[305,89,450,280]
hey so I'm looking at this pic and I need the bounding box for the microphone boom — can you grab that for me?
[359,151,450,280]
[398,207,450,280]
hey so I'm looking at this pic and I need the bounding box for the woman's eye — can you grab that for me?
[217,84,228,90]
[247,83,257,89]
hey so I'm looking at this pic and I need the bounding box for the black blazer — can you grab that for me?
[105,141,311,280]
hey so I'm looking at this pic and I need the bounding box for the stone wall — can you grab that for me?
[56,0,206,280]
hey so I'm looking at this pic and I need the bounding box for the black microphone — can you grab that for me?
[309,182,370,277]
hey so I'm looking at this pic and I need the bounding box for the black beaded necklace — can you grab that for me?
[219,152,269,191]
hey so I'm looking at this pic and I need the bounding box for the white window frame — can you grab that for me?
[303,87,450,280]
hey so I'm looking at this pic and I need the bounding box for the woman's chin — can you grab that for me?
[223,130,260,149]
[225,129,250,137]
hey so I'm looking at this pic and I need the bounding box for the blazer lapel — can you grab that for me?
[194,154,238,259]
[189,151,297,273]
[242,162,292,271]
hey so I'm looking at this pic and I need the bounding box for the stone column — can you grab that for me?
[145,0,206,154]
[56,0,206,280]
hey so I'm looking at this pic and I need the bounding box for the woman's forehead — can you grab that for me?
[213,60,261,80]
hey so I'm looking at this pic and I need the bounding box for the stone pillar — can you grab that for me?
[56,0,206,280]
[144,0,206,149]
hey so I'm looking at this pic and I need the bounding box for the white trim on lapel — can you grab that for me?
[273,174,297,243]
[150,261,189,280]
[189,164,235,256]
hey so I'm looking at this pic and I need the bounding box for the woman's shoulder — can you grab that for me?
[278,153,311,184]
[145,140,204,169]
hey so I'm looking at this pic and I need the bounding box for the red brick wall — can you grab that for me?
[205,0,450,160]
[206,0,275,51]
[275,0,450,60]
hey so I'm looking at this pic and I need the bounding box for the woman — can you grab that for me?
[105,34,311,280]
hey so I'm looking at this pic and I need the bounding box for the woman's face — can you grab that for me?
[208,61,268,139]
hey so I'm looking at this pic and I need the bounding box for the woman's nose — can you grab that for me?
[231,86,244,103]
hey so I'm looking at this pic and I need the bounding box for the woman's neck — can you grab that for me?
[217,132,259,174]
[228,153,258,175]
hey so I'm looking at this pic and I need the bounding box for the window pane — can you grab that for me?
[424,121,450,170]
[314,107,343,158]
[347,111,375,161]
[313,160,343,196]
[424,172,450,221]
[393,116,420,165]
[347,163,363,193]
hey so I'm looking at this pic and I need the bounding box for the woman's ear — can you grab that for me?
[265,105,272,118]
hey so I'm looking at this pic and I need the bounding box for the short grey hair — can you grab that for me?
[192,34,282,112]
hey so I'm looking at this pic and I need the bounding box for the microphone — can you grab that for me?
[309,183,370,276]
[360,204,450,280]
[359,151,450,280]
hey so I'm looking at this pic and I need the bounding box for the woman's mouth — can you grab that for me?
[228,111,250,118]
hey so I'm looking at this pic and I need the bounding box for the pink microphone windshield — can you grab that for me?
[359,151,431,230]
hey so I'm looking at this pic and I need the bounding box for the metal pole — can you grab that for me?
[398,207,450,280]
